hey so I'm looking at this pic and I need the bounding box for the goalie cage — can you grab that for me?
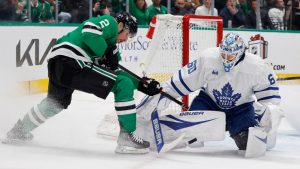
[97,14,223,138]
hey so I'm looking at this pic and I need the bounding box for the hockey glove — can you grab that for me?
[97,45,119,71]
[138,77,162,96]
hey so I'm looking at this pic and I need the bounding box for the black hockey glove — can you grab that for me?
[138,77,162,96]
[98,45,119,71]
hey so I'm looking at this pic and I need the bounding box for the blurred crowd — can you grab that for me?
[0,0,299,30]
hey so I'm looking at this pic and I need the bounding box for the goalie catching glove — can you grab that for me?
[138,77,162,96]
[97,45,119,71]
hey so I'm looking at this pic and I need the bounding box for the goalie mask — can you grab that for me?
[219,33,245,72]
[116,12,138,38]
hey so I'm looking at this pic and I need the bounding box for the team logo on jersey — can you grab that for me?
[212,70,218,75]
[213,83,241,109]
[102,81,109,87]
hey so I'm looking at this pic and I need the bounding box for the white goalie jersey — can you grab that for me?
[164,47,281,109]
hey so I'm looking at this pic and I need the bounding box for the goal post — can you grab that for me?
[144,14,223,111]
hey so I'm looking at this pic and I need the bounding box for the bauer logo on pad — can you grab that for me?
[179,111,204,116]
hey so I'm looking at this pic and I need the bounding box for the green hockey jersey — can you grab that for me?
[50,15,120,63]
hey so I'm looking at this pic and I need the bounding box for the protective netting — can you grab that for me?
[143,14,223,112]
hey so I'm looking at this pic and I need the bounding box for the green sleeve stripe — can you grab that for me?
[86,64,117,80]
[77,60,117,80]
[89,64,117,79]
[76,60,85,68]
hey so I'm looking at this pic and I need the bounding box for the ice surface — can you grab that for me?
[0,85,299,169]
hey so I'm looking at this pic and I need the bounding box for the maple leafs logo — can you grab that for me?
[212,83,241,109]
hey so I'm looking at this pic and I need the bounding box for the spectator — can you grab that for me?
[220,0,246,28]
[215,0,227,13]
[268,0,291,30]
[160,0,168,7]
[185,0,202,13]
[237,0,250,14]
[129,0,151,25]
[285,0,293,29]
[292,0,300,30]
[147,0,168,20]
[0,0,18,21]
[59,0,89,23]
[171,0,190,15]
[245,0,274,29]
[93,0,110,17]
[30,0,42,22]
[195,0,218,16]
[57,0,72,22]
[51,0,72,23]
[30,0,55,23]
[111,0,126,17]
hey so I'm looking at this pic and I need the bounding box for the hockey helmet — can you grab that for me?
[116,12,138,38]
[219,32,246,72]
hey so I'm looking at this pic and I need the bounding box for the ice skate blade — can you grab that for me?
[96,132,118,140]
[115,145,149,154]
[238,150,246,156]
[1,138,29,145]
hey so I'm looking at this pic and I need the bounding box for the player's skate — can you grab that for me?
[115,129,150,154]
[2,119,33,144]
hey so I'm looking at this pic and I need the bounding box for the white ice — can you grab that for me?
[0,85,299,169]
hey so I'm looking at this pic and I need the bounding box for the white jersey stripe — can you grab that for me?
[115,100,136,107]
[33,105,47,122]
[28,110,41,126]
[82,29,103,36]
[116,109,136,116]
[84,21,102,30]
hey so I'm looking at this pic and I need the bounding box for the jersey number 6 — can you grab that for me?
[268,74,275,85]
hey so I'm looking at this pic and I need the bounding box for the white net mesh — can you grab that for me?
[143,14,223,112]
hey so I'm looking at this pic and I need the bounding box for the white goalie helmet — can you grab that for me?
[219,32,246,72]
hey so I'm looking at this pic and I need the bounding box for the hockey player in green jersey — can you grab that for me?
[4,13,161,154]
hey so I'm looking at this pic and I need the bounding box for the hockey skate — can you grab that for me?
[2,119,33,144]
[115,129,150,154]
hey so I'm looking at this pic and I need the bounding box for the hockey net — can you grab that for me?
[97,14,223,137]
[143,14,223,112]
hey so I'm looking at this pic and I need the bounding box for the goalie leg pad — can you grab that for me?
[254,103,284,133]
[159,110,226,142]
[136,94,171,120]
[266,130,277,150]
[135,110,226,150]
[245,127,267,158]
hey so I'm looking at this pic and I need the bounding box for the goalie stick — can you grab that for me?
[118,64,188,154]
[277,76,300,81]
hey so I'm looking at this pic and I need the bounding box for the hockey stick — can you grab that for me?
[118,64,189,110]
[277,76,300,81]
[118,64,187,154]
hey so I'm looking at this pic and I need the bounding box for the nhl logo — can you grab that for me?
[251,46,258,55]
[102,81,109,87]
